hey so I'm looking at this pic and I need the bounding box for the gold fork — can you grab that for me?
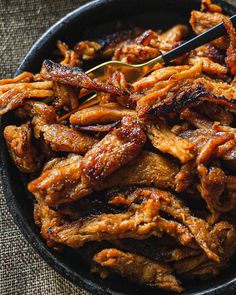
[59,14,236,121]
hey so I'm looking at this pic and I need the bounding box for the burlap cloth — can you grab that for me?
[1,0,236,294]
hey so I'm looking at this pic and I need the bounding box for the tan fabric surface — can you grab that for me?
[0,1,90,294]
[1,0,236,294]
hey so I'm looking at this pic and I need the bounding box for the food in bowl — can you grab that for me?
[1,0,236,292]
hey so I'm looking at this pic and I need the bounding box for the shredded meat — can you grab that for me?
[40,124,98,154]
[40,60,127,96]
[81,116,146,185]
[56,40,80,67]
[224,19,236,75]
[190,10,228,49]
[74,41,101,60]
[147,120,196,163]
[96,151,179,191]
[28,154,90,205]
[70,102,137,126]
[93,249,183,293]
[3,123,41,173]
[2,1,236,292]
[0,81,53,115]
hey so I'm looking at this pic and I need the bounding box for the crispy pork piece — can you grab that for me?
[136,61,203,116]
[38,204,64,249]
[132,65,189,92]
[56,40,80,67]
[147,121,196,164]
[180,129,236,164]
[190,10,228,49]
[28,154,91,205]
[3,123,40,173]
[40,60,127,96]
[70,103,137,126]
[53,82,79,109]
[93,249,183,293]
[190,43,225,64]
[49,199,194,248]
[74,40,101,60]
[82,116,146,185]
[123,188,223,262]
[159,25,188,52]
[201,0,222,13]
[180,108,213,129]
[40,124,98,154]
[198,165,236,220]
[197,102,233,126]
[113,43,161,64]
[175,161,196,192]
[186,57,227,75]
[0,72,34,85]
[0,81,53,115]
[149,76,236,119]
[96,151,179,191]
[224,19,236,75]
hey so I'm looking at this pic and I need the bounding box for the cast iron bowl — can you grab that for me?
[1,0,236,294]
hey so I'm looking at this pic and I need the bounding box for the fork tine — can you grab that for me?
[58,93,99,122]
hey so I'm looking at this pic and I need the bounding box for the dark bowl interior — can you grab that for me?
[1,0,236,294]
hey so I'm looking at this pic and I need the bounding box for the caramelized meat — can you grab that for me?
[56,40,80,67]
[28,154,91,205]
[70,103,137,126]
[4,123,40,173]
[147,121,196,163]
[190,10,228,49]
[93,249,183,293]
[82,116,146,185]
[41,60,127,96]
[96,151,179,191]
[74,40,101,61]
[41,124,98,154]
[224,19,236,75]
[0,81,53,115]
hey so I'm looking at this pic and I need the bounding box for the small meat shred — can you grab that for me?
[93,249,183,293]
[3,123,41,173]
[82,116,146,185]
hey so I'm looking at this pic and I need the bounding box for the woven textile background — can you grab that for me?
[0,0,236,294]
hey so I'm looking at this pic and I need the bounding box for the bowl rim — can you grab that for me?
[1,0,236,294]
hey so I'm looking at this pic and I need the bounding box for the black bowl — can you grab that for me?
[1,0,236,294]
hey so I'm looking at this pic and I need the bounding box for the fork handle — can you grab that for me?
[162,14,236,63]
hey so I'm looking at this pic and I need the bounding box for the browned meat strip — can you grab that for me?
[224,19,236,75]
[93,249,183,293]
[0,82,53,115]
[186,57,227,75]
[147,121,196,163]
[198,165,236,220]
[82,116,146,185]
[74,40,101,60]
[41,60,127,96]
[118,188,224,262]
[56,40,80,67]
[159,25,188,52]
[49,197,194,248]
[40,124,98,154]
[180,129,236,165]
[3,123,41,173]
[190,10,228,49]
[113,44,160,64]
[53,82,79,109]
[70,103,137,126]
[28,154,91,205]
[181,108,213,129]
[96,151,179,191]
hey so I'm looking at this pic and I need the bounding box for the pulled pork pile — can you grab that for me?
[2,0,236,292]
